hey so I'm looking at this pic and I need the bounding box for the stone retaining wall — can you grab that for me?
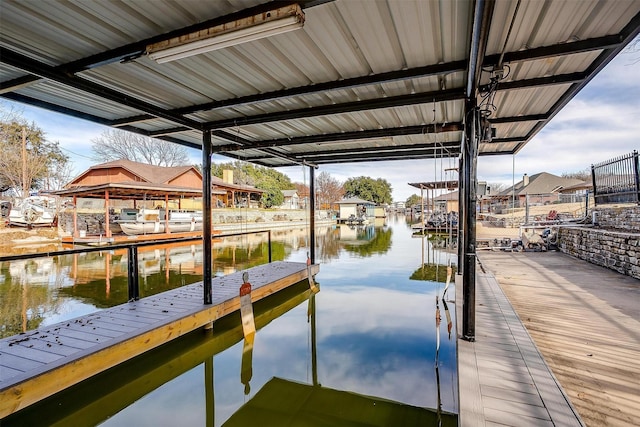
[558,227,640,279]
[593,206,640,231]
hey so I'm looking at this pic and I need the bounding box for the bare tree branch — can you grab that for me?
[91,129,190,166]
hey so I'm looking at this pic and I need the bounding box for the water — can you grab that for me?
[1,216,458,426]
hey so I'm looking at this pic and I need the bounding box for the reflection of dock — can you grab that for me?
[61,230,216,246]
[0,261,319,418]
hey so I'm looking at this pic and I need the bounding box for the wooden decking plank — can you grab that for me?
[4,336,80,357]
[0,352,44,373]
[483,395,551,420]
[106,309,173,325]
[31,331,100,350]
[483,407,554,427]
[0,365,23,381]
[82,315,145,332]
[480,384,543,406]
[108,306,170,322]
[1,341,68,364]
[51,326,117,344]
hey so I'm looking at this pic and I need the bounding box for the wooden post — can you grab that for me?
[105,190,111,237]
[73,195,78,238]
[164,194,170,233]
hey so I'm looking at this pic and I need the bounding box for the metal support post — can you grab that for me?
[309,166,316,264]
[203,130,213,304]
[457,156,464,274]
[127,245,139,301]
[462,100,479,341]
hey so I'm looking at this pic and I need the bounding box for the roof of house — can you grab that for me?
[336,197,375,205]
[281,190,299,197]
[498,172,584,197]
[70,159,201,185]
[558,181,593,193]
[211,176,264,193]
[434,191,459,201]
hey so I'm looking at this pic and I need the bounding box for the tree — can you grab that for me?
[561,168,591,182]
[0,106,70,195]
[316,171,344,208]
[91,129,190,166]
[212,160,295,191]
[260,185,285,208]
[343,176,392,205]
[406,194,423,207]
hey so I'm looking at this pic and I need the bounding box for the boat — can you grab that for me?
[115,208,203,235]
[8,196,57,227]
[345,214,369,225]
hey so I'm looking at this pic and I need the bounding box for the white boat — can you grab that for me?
[8,196,57,227]
[116,208,203,235]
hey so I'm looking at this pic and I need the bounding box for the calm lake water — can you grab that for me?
[1,214,458,426]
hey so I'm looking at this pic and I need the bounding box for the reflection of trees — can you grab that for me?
[409,263,456,282]
[0,260,63,338]
[342,226,392,257]
[315,226,341,262]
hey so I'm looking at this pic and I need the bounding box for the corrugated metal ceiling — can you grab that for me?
[1,0,639,167]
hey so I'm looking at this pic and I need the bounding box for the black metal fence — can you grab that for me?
[591,150,640,205]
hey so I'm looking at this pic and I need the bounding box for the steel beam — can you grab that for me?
[483,34,625,66]
[0,47,204,132]
[214,123,463,152]
[480,72,586,93]
[205,89,464,129]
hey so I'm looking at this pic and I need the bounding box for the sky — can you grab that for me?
[2,39,639,203]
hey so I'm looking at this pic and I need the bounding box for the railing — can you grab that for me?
[591,150,640,205]
[0,230,272,303]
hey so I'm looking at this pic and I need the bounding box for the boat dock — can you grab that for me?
[458,251,640,426]
[0,261,319,418]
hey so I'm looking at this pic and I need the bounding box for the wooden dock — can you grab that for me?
[477,251,640,427]
[0,261,319,418]
[456,269,584,426]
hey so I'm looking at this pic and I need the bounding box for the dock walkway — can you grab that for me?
[457,267,583,426]
[477,252,640,426]
[0,261,318,418]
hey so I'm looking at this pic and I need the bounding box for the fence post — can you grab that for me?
[634,150,640,205]
[591,164,597,206]
[127,245,139,301]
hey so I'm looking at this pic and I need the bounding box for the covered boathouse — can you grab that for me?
[1,0,639,424]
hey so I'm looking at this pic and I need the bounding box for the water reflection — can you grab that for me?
[2,221,458,425]
[0,228,316,338]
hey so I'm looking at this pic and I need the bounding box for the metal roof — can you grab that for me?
[2,0,639,168]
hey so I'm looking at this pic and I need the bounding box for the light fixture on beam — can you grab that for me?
[147,4,305,63]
